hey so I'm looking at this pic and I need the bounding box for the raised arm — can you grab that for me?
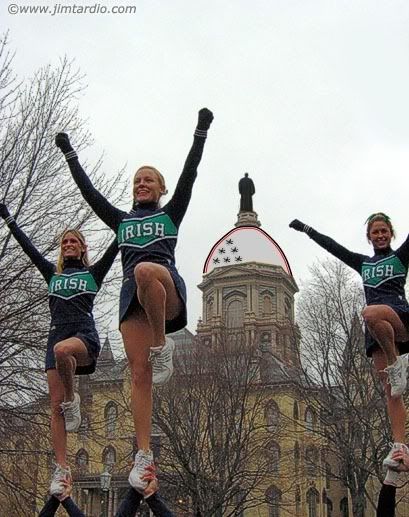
[289,219,365,272]
[38,496,60,517]
[55,133,124,231]
[395,233,409,268]
[89,237,119,287]
[0,204,54,282]
[165,108,214,226]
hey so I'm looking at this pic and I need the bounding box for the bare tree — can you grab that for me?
[152,330,290,516]
[297,259,392,517]
[0,32,126,513]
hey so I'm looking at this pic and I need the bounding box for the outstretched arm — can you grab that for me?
[289,219,365,272]
[165,108,214,227]
[55,133,124,231]
[0,203,54,282]
[89,238,119,287]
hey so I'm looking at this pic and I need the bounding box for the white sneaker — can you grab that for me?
[384,468,399,487]
[150,337,175,386]
[128,449,154,492]
[61,392,81,432]
[384,354,408,397]
[383,442,408,469]
[49,464,71,496]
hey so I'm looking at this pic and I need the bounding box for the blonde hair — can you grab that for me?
[56,229,90,273]
[134,166,168,196]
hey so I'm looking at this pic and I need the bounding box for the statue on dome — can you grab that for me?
[239,173,255,212]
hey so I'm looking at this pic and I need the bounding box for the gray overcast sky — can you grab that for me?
[4,0,409,337]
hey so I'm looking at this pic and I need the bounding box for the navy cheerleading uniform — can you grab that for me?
[60,129,209,333]
[302,226,409,356]
[4,216,118,373]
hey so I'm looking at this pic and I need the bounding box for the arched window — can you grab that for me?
[284,297,292,320]
[294,442,300,472]
[265,400,280,432]
[340,497,349,517]
[79,414,90,438]
[75,449,89,472]
[305,407,316,432]
[105,402,118,438]
[266,485,281,517]
[266,441,280,475]
[305,446,318,477]
[207,297,214,321]
[102,446,116,471]
[306,488,319,517]
[263,295,273,316]
[226,299,244,328]
[293,401,299,420]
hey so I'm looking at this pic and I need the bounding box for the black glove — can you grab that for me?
[0,203,10,220]
[55,133,74,154]
[197,108,214,131]
[289,219,309,233]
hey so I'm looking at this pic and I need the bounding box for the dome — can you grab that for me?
[203,226,292,275]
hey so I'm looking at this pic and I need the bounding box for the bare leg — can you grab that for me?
[54,337,91,402]
[122,263,183,449]
[134,262,182,348]
[121,313,153,451]
[47,369,67,467]
[373,348,407,443]
[363,305,409,366]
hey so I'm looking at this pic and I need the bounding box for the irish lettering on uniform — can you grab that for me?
[361,256,405,287]
[118,213,177,248]
[48,271,98,299]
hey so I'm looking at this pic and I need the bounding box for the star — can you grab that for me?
[231,247,238,253]
[226,239,234,245]
[213,258,220,264]
[218,248,225,254]
[224,257,231,263]
[235,256,242,262]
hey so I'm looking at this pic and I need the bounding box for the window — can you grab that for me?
[305,446,318,477]
[102,446,116,471]
[263,295,273,316]
[105,402,118,438]
[340,497,349,517]
[327,497,333,517]
[207,297,214,321]
[306,488,319,517]
[75,449,89,472]
[265,401,280,432]
[284,297,292,320]
[295,486,301,515]
[13,439,24,483]
[233,488,246,517]
[266,486,281,517]
[325,462,331,489]
[305,407,316,432]
[226,299,244,328]
[79,414,90,438]
[293,401,299,420]
[294,442,300,472]
[266,441,280,475]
